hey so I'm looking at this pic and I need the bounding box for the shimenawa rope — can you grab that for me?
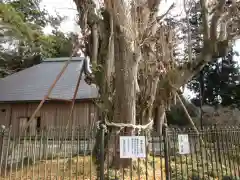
[96,119,154,132]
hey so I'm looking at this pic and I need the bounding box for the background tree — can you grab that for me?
[185,0,240,108]
[0,0,74,77]
[190,49,240,107]
[166,94,201,126]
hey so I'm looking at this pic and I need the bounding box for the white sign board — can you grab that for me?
[120,136,146,159]
[178,134,190,155]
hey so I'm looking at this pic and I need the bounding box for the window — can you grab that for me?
[36,117,41,133]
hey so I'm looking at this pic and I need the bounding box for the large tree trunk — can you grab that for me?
[91,0,140,170]
[74,0,239,175]
[74,0,173,171]
[106,7,138,169]
[113,20,137,130]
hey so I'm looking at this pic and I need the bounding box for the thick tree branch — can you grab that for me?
[210,0,226,40]
[175,52,212,89]
[175,0,233,89]
[218,14,230,40]
[200,0,209,41]
[184,0,192,61]
[148,0,161,10]
[156,3,174,22]
[105,7,115,86]
[111,1,131,36]
[92,23,98,65]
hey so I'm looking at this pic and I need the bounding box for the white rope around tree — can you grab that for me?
[96,119,154,133]
[105,119,153,129]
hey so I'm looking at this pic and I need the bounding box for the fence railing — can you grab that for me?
[0,126,240,179]
[166,126,240,180]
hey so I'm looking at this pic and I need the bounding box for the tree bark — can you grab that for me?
[73,0,239,174]
[156,105,165,135]
[108,22,137,169]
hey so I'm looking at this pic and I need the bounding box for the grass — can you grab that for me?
[169,154,240,180]
[0,155,166,180]
[1,156,96,180]
[1,154,240,179]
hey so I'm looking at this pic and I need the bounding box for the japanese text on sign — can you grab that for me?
[120,136,146,158]
[178,134,190,154]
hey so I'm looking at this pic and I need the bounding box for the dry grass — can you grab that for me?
[1,154,238,179]
[0,155,166,180]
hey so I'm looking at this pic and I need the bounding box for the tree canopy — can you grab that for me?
[0,0,74,77]
[190,49,240,107]
[184,0,240,108]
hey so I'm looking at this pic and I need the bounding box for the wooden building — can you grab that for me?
[0,57,99,135]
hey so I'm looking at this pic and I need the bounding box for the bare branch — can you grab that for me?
[175,53,212,89]
[106,8,114,84]
[156,3,175,22]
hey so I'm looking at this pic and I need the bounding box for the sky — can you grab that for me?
[41,0,79,34]
[40,0,240,100]
[41,0,183,33]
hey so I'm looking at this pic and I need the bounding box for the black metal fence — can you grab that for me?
[166,126,240,180]
[0,125,240,179]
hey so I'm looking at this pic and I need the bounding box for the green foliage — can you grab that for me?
[9,0,49,27]
[166,94,200,126]
[0,0,74,77]
[0,3,35,41]
[183,1,240,109]
[190,49,240,108]
[39,31,74,58]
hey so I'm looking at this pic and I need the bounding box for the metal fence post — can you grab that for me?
[100,124,105,180]
[163,125,170,180]
[42,127,48,159]
[0,127,5,176]
[0,128,4,159]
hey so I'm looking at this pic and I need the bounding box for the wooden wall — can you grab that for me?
[0,104,11,127]
[0,101,98,136]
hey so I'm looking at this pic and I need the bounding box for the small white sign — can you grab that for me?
[178,134,190,155]
[120,136,146,159]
